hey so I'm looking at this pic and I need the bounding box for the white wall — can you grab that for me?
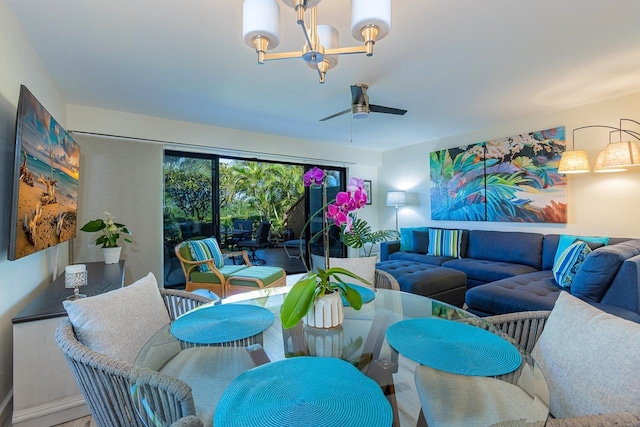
[0,2,68,423]
[378,91,640,238]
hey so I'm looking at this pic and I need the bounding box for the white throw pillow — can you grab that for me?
[63,272,170,364]
[531,292,640,419]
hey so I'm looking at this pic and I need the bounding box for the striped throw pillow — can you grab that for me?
[187,238,225,272]
[553,240,591,288]
[428,228,462,258]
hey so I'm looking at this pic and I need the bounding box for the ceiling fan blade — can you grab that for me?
[350,84,368,106]
[319,108,351,122]
[369,104,407,116]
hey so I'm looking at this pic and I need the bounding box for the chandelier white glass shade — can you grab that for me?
[242,0,392,83]
[593,150,626,173]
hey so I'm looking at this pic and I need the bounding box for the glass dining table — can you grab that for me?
[134,287,549,427]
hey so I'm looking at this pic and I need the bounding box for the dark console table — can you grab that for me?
[12,261,125,427]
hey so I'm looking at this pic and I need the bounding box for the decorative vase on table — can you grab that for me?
[302,291,344,328]
[102,246,122,264]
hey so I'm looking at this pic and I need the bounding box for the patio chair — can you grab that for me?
[237,221,271,265]
[175,237,286,297]
[56,282,213,427]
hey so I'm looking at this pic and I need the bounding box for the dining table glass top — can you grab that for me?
[134,286,549,427]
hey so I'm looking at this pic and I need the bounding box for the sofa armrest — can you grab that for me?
[380,241,400,262]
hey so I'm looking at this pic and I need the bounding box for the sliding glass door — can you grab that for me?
[306,167,347,259]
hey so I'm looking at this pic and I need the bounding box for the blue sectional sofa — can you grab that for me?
[377,229,640,322]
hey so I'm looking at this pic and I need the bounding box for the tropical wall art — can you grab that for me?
[430,127,567,223]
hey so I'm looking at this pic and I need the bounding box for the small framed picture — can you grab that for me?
[364,180,372,205]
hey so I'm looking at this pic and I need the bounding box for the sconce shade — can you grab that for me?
[351,0,391,41]
[243,0,280,49]
[386,191,406,207]
[558,150,590,174]
[602,141,640,168]
[594,150,626,173]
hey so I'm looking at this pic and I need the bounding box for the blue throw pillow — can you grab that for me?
[411,230,430,254]
[554,235,609,266]
[428,228,463,258]
[400,227,429,252]
[187,238,225,272]
[553,241,591,288]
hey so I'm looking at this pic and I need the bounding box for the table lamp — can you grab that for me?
[65,264,87,300]
[386,191,406,232]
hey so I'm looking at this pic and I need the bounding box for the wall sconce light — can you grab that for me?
[593,150,627,173]
[386,191,406,232]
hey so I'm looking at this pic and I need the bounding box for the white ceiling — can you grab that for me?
[6,0,640,151]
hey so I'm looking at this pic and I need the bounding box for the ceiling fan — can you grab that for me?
[319,84,407,122]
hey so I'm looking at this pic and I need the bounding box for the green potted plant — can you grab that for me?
[341,217,399,257]
[80,212,132,264]
[280,168,370,329]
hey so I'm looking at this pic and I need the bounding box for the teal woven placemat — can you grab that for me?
[214,357,392,427]
[386,318,521,376]
[341,284,375,306]
[170,304,273,344]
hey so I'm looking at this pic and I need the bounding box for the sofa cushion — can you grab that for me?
[188,237,225,271]
[553,234,608,266]
[442,258,537,287]
[466,230,544,270]
[388,251,453,266]
[571,239,640,303]
[552,241,591,288]
[399,227,429,252]
[428,228,463,258]
[63,272,170,364]
[531,292,640,419]
[411,230,429,254]
[464,271,561,315]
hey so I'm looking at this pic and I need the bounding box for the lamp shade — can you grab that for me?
[315,24,339,69]
[386,191,406,207]
[351,0,391,41]
[594,150,626,173]
[602,141,640,168]
[557,150,590,174]
[243,0,280,49]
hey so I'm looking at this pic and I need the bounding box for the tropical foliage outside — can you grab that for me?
[430,127,567,223]
[163,155,305,245]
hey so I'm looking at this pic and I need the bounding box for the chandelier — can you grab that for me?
[242,0,392,84]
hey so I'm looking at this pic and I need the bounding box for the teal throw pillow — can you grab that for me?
[188,238,225,272]
[554,235,609,266]
[400,227,429,252]
[428,228,463,258]
[553,240,591,288]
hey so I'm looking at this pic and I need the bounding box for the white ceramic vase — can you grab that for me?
[102,246,122,264]
[304,324,344,357]
[302,291,344,329]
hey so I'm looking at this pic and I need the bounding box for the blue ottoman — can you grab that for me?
[376,260,467,307]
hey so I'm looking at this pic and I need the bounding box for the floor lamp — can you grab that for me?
[386,191,406,232]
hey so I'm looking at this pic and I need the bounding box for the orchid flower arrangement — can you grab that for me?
[280,167,370,329]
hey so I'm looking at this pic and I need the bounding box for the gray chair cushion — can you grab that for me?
[531,292,640,419]
[63,272,170,364]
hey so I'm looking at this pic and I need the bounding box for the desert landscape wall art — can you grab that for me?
[9,85,79,260]
[430,127,567,223]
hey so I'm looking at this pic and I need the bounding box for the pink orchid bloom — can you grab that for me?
[342,215,354,234]
[352,188,367,209]
[327,204,348,227]
[335,191,357,212]
[303,167,325,187]
[347,177,365,193]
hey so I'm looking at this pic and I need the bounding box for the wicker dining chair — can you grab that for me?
[56,288,212,427]
[416,307,640,427]
[374,269,401,291]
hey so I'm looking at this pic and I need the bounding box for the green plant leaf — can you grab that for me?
[80,219,106,232]
[280,274,318,329]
